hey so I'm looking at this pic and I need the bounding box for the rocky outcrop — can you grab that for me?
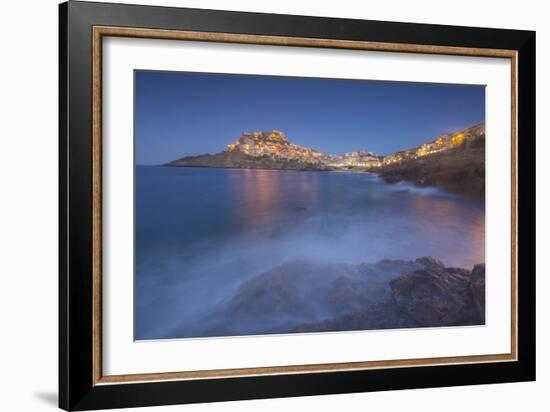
[469,264,486,323]
[292,297,418,333]
[166,124,484,182]
[166,149,330,171]
[167,130,380,171]
[370,126,486,198]
[170,257,485,338]
[390,261,482,326]
[167,130,333,171]
[294,258,485,333]
[190,259,421,338]
[381,123,485,165]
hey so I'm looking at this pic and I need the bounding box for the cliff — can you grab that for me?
[381,123,485,164]
[370,124,486,198]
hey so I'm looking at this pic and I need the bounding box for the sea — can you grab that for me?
[135,166,485,339]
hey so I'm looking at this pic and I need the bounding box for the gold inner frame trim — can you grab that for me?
[92,25,518,386]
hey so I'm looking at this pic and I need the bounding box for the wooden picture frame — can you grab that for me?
[59,1,535,410]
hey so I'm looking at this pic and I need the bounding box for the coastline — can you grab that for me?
[136,165,485,340]
[149,164,480,198]
[369,137,485,199]
[163,163,332,172]
[163,124,485,195]
[167,256,486,340]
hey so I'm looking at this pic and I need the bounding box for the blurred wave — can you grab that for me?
[135,167,485,340]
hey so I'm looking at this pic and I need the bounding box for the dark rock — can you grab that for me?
[415,256,446,271]
[294,260,485,333]
[469,264,486,322]
[370,124,486,199]
[172,257,485,338]
[293,297,419,333]
[390,264,481,327]
[166,150,331,171]
[184,258,431,338]
[196,260,399,337]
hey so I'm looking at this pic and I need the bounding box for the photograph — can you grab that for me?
[50,1,536,410]
[134,71,487,340]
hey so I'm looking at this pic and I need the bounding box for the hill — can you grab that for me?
[166,149,331,171]
[166,130,380,170]
[370,123,485,198]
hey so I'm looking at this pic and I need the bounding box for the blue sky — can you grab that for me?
[135,70,485,165]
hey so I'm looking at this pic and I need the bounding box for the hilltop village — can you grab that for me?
[168,123,484,171]
[226,130,384,169]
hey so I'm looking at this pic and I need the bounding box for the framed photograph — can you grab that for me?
[59,1,535,410]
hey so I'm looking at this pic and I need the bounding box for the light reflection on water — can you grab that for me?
[230,169,320,231]
[135,166,484,339]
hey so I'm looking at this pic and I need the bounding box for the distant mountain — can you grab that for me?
[166,130,381,170]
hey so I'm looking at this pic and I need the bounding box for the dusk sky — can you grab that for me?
[135,71,485,165]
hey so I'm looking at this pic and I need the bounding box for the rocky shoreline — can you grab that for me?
[294,260,485,333]
[166,125,485,197]
[369,132,485,199]
[166,149,331,171]
[170,257,485,339]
